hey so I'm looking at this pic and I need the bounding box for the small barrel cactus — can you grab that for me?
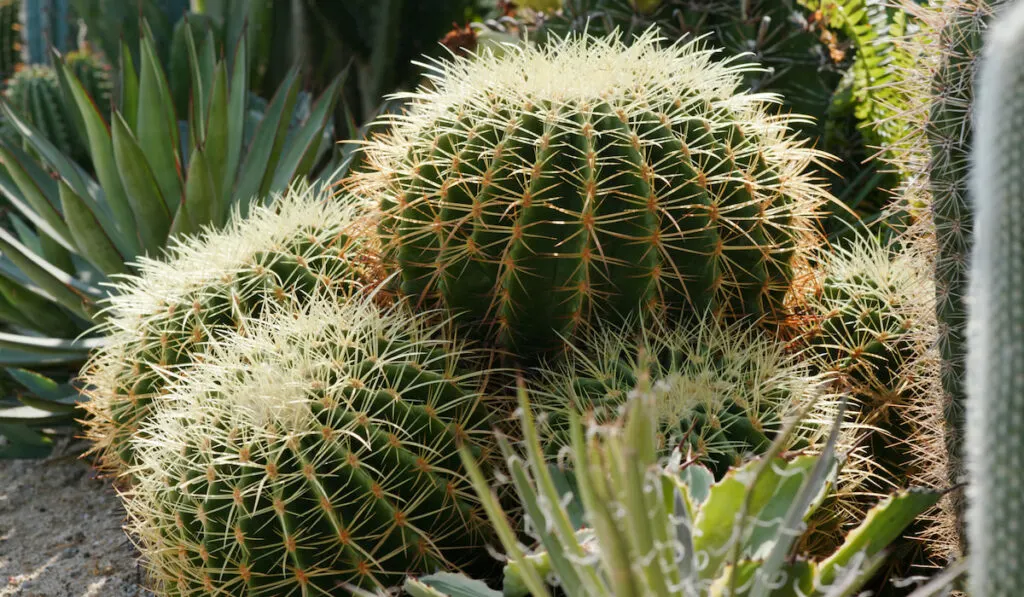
[966,0,1024,593]
[124,293,500,595]
[530,317,834,477]
[358,31,830,354]
[81,185,381,476]
[2,64,78,156]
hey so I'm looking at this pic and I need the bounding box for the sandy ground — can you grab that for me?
[0,446,151,597]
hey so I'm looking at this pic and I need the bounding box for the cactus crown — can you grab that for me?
[531,316,837,476]
[359,30,832,354]
[81,185,381,474]
[125,293,500,595]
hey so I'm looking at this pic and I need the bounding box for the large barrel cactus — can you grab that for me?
[81,186,381,476]
[359,31,830,354]
[966,0,1024,593]
[124,293,500,595]
[530,317,834,477]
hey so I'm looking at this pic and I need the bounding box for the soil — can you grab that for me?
[0,443,151,597]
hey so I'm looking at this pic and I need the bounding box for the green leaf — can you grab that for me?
[0,144,71,247]
[0,229,100,320]
[56,58,141,260]
[819,488,942,585]
[203,63,229,220]
[17,393,79,414]
[0,274,80,336]
[0,330,104,354]
[223,31,248,200]
[137,21,183,214]
[403,574,501,597]
[119,40,139,124]
[233,66,301,215]
[0,347,89,366]
[7,368,76,402]
[111,112,172,255]
[268,72,345,195]
[171,145,216,236]
[0,405,75,425]
[0,423,53,458]
[58,180,127,276]
[679,463,715,505]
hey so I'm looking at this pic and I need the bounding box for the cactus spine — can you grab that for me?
[124,293,499,594]
[966,0,1024,593]
[532,317,835,477]
[926,0,1004,544]
[81,187,381,476]
[359,32,830,354]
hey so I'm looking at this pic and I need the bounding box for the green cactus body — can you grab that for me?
[123,293,500,594]
[361,32,829,354]
[531,318,833,477]
[2,64,77,155]
[966,1,1024,593]
[0,0,20,81]
[18,0,71,64]
[927,0,1004,492]
[81,186,381,475]
[63,50,111,116]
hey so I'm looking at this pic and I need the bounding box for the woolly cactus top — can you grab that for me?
[124,294,499,594]
[358,31,832,354]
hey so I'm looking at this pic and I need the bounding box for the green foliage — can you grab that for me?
[122,292,500,594]
[0,0,19,81]
[442,384,939,597]
[0,21,343,437]
[530,318,833,477]
[80,185,380,475]
[63,50,111,116]
[360,32,829,354]
[966,1,1024,593]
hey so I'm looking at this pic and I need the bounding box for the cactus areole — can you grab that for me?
[360,31,830,354]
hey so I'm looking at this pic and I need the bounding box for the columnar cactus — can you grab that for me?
[81,186,381,476]
[966,1,1024,593]
[2,64,78,156]
[123,293,500,594]
[358,31,830,354]
[0,0,19,81]
[63,50,111,116]
[531,317,834,477]
[927,0,1004,495]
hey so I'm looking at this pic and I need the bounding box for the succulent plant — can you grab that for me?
[17,0,73,65]
[0,0,20,81]
[357,31,829,355]
[62,49,111,116]
[966,1,1024,593]
[80,184,380,476]
[423,381,940,597]
[0,20,342,444]
[530,317,834,477]
[2,64,80,158]
[123,292,501,595]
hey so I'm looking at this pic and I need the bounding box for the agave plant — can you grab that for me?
[400,379,943,597]
[0,21,342,452]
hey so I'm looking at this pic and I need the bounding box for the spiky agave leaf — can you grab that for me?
[123,292,501,595]
[355,30,833,355]
[80,183,382,477]
[530,315,840,477]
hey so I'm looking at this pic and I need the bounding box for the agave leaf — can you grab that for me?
[7,368,76,402]
[203,62,229,216]
[403,574,501,597]
[0,145,72,247]
[137,22,183,213]
[233,66,301,215]
[0,229,99,320]
[183,20,207,143]
[58,181,127,277]
[0,424,52,457]
[111,112,172,254]
[56,58,141,260]
[0,404,75,424]
[119,40,140,124]
[267,72,345,195]
[0,331,104,354]
[0,347,88,366]
[15,393,79,414]
[223,31,248,200]
[0,274,79,335]
[180,145,217,232]
[818,488,941,585]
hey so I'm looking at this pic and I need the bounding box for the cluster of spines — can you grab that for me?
[529,315,838,477]
[359,32,831,354]
[125,293,500,594]
[80,186,382,476]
